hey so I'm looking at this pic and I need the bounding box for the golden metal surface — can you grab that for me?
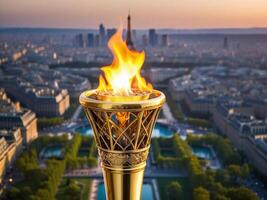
[96,90,151,102]
[102,166,145,200]
[80,89,165,111]
[79,89,165,200]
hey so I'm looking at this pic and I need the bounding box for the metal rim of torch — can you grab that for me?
[80,89,165,111]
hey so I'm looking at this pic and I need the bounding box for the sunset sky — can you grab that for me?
[1,0,267,29]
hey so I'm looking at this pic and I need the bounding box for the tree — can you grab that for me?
[63,184,81,200]
[166,181,182,200]
[24,168,48,183]
[208,182,227,200]
[193,187,210,200]
[214,195,230,200]
[226,187,258,200]
[4,187,20,200]
[15,149,38,172]
[241,164,250,179]
[14,158,26,172]
[187,118,211,128]
[187,133,242,166]
[37,117,64,130]
[28,196,41,200]
[228,165,242,178]
[19,186,33,200]
[66,178,71,186]
[215,169,230,185]
[36,189,51,200]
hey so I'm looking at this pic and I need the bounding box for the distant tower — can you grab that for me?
[161,34,168,47]
[99,24,106,47]
[94,34,100,47]
[76,33,85,48]
[126,12,135,50]
[149,29,157,46]
[223,36,228,49]
[142,34,148,47]
[87,33,94,47]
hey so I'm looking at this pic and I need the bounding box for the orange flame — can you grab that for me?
[97,27,152,96]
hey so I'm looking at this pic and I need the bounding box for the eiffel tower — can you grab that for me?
[126,13,135,50]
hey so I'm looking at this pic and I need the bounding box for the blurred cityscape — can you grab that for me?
[0,14,267,200]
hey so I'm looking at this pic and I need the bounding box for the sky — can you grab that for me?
[1,0,267,29]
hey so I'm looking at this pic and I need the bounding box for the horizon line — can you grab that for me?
[1,26,267,31]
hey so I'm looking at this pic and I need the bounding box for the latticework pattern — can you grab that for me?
[83,107,162,168]
[85,107,160,168]
[84,108,161,151]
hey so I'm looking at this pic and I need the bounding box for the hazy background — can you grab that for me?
[1,0,267,28]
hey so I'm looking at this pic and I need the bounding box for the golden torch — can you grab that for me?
[79,28,165,200]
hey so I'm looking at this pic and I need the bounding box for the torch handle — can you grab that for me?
[102,165,145,200]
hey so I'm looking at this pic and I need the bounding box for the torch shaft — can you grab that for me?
[102,165,145,200]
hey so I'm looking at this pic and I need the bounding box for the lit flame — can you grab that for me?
[97,27,152,96]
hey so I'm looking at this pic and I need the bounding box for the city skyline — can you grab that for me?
[1,0,267,29]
